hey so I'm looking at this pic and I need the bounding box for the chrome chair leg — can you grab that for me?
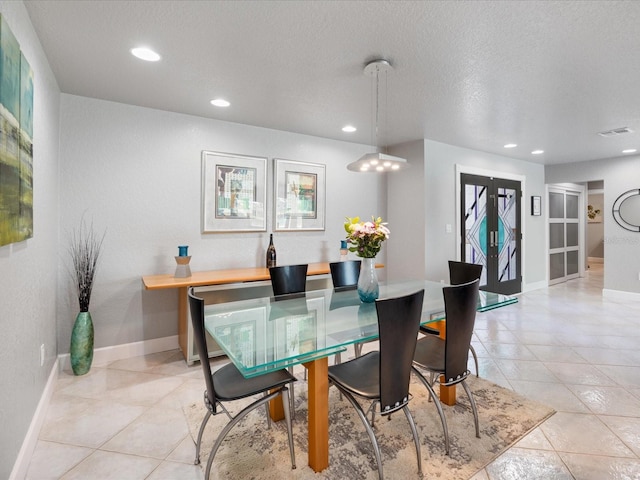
[402,405,423,477]
[263,392,271,429]
[204,389,294,480]
[461,380,480,438]
[281,387,297,469]
[194,410,212,465]
[333,384,384,480]
[287,366,296,420]
[469,344,479,377]
[412,367,450,455]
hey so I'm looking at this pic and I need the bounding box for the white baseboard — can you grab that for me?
[602,289,640,301]
[58,334,179,372]
[523,280,548,292]
[10,359,59,480]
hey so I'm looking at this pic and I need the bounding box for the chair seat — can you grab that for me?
[419,325,440,336]
[413,335,445,373]
[213,362,296,401]
[328,351,380,399]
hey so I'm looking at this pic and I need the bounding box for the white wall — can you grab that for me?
[388,139,547,288]
[546,155,640,293]
[587,191,604,258]
[57,94,386,351]
[386,140,426,281]
[0,2,60,477]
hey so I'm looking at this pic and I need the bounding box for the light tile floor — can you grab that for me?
[26,264,640,479]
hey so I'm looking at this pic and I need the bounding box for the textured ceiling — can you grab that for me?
[23,0,640,165]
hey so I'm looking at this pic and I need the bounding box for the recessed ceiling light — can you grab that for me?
[210,98,230,107]
[504,143,517,148]
[342,125,357,133]
[622,148,637,154]
[531,150,544,155]
[130,47,161,62]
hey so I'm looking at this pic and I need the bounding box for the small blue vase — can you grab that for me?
[70,312,94,376]
[357,257,379,303]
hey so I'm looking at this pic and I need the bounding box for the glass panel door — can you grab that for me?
[497,185,519,286]
[463,180,489,287]
[548,186,582,285]
[461,174,521,294]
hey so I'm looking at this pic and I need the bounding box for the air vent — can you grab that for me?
[598,127,633,137]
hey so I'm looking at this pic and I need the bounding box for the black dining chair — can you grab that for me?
[448,260,482,376]
[269,264,308,298]
[329,260,361,290]
[268,264,309,414]
[420,260,482,377]
[329,260,372,358]
[188,288,296,480]
[328,290,425,480]
[412,279,481,455]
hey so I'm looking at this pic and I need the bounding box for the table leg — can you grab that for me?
[306,357,329,472]
[268,391,285,421]
[439,379,457,406]
[178,287,189,362]
[431,319,457,406]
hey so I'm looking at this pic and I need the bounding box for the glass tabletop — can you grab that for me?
[203,279,517,378]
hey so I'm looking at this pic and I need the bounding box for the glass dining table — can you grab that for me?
[203,279,517,472]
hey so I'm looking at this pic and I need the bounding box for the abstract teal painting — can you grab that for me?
[0,14,33,246]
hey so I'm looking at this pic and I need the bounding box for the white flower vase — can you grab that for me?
[357,257,379,303]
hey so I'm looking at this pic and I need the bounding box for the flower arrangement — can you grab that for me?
[344,216,390,258]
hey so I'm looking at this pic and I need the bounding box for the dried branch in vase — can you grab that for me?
[69,220,106,312]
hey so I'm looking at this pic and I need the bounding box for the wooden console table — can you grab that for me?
[142,262,383,363]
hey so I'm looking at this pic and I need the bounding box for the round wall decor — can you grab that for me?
[612,188,640,232]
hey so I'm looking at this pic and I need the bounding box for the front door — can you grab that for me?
[460,173,522,294]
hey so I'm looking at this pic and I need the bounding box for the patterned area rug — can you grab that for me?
[183,375,555,479]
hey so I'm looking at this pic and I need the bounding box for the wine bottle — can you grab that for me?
[266,234,277,268]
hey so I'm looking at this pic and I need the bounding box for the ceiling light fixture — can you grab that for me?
[130,47,161,62]
[342,125,357,133]
[531,149,544,155]
[504,143,517,149]
[210,98,230,107]
[347,59,409,173]
[622,149,637,154]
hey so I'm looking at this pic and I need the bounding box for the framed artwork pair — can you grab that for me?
[201,151,325,232]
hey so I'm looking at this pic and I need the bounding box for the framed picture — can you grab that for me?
[531,196,541,216]
[201,151,267,232]
[587,194,603,224]
[274,159,325,231]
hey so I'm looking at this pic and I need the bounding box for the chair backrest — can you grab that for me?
[188,287,218,411]
[442,279,480,384]
[448,260,483,285]
[376,289,425,415]
[269,264,308,297]
[329,260,361,290]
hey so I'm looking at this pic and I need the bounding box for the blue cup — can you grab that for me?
[178,245,189,257]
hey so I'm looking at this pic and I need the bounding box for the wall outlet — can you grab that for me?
[445,224,452,234]
[40,344,45,367]
[638,272,640,281]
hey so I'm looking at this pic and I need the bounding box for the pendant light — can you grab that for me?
[347,59,409,172]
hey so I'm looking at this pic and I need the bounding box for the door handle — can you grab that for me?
[489,231,495,248]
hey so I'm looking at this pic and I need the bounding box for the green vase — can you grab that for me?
[70,312,94,375]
